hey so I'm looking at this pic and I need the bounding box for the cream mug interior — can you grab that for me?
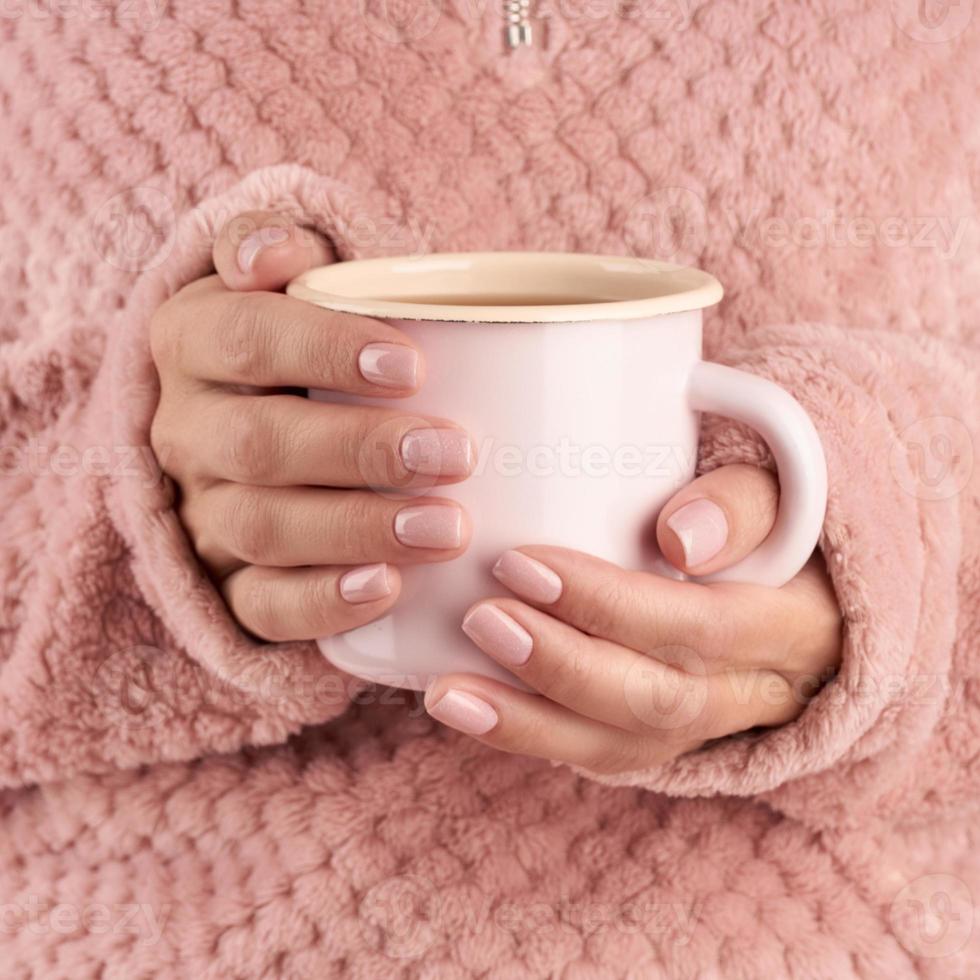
[287,253,826,691]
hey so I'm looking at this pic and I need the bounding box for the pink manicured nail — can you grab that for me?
[394,504,462,549]
[359,344,419,388]
[400,428,472,477]
[237,225,290,272]
[426,688,498,734]
[462,605,532,667]
[666,498,729,567]
[492,550,562,604]
[339,563,391,604]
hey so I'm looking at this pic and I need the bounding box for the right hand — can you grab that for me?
[149,212,474,642]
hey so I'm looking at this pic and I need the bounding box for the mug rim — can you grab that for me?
[286,251,723,323]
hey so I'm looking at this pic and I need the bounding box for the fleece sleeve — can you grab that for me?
[579,322,980,829]
[0,165,377,789]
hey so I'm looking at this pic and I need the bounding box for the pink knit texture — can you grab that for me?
[0,2,978,976]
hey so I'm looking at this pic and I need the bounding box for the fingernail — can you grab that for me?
[339,563,391,603]
[462,604,532,666]
[394,504,462,549]
[492,550,562,604]
[426,688,498,735]
[359,343,419,389]
[666,498,729,567]
[400,428,473,477]
[237,225,290,272]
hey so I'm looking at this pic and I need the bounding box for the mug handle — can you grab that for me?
[685,361,827,587]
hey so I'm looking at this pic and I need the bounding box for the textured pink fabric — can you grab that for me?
[0,2,978,976]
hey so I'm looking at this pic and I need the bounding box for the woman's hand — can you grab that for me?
[425,464,843,775]
[150,212,474,642]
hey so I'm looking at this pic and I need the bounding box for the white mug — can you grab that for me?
[288,252,827,690]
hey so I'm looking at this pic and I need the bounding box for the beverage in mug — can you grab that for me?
[288,252,826,689]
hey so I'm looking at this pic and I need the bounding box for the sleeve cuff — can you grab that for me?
[573,323,969,818]
[105,166,378,755]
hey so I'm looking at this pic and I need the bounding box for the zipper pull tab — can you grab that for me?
[503,0,533,47]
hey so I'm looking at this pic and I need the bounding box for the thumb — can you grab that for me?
[213,210,333,292]
[656,463,780,576]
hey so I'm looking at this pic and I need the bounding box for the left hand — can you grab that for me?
[424,464,843,775]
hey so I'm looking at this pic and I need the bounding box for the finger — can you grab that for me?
[763,552,844,679]
[656,464,779,576]
[488,545,806,672]
[424,675,666,774]
[213,211,333,293]
[459,599,799,736]
[170,279,423,395]
[180,391,473,488]
[223,563,401,642]
[184,484,470,572]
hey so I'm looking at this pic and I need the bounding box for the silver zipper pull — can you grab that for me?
[504,0,533,47]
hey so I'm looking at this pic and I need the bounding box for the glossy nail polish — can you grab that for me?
[462,604,532,666]
[425,688,498,734]
[358,343,419,388]
[339,563,391,604]
[237,225,290,272]
[665,498,729,567]
[394,504,462,549]
[400,428,472,477]
[492,550,563,604]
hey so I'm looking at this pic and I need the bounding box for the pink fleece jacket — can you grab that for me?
[0,2,978,977]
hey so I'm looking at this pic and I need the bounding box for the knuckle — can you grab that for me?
[296,573,337,634]
[691,593,734,660]
[302,315,357,385]
[545,642,595,701]
[750,463,781,500]
[332,415,372,483]
[224,488,280,564]
[222,400,281,483]
[335,492,381,556]
[216,294,268,382]
[149,411,178,476]
[238,576,288,642]
[152,279,222,377]
[747,476,779,528]
[178,495,213,558]
[148,297,180,370]
[724,464,779,530]
[576,575,635,639]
